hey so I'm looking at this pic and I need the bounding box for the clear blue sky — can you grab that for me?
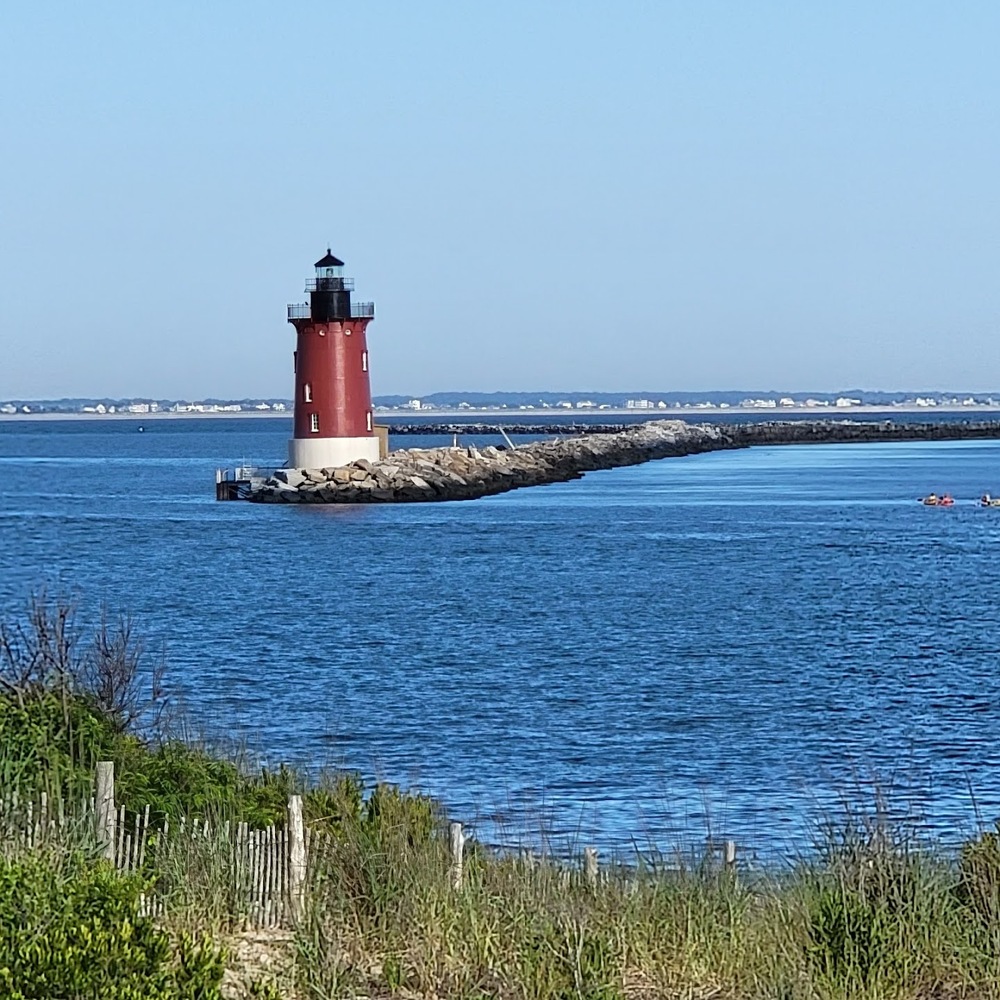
[2,1,998,399]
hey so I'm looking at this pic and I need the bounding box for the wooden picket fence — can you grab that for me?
[0,764,477,928]
[1,762,738,925]
[1,761,309,927]
[133,814,306,925]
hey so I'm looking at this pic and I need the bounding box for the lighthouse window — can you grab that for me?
[366,411,373,432]
[293,351,297,373]
[362,351,368,372]
[303,383,312,403]
[310,413,319,433]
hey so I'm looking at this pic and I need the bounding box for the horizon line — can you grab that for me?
[5,388,1000,403]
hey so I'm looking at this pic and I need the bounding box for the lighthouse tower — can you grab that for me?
[286,250,379,469]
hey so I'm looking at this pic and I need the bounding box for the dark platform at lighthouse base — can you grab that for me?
[215,466,271,501]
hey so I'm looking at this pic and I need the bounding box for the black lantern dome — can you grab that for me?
[308,248,353,322]
[314,250,345,269]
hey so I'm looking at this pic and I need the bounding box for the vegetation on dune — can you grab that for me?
[6,595,1000,997]
[0,849,224,1000]
[295,812,1000,1000]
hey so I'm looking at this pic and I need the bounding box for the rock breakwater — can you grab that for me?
[246,419,1000,504]
[387,421,634,436]
[731,419,1000,446]
[387,418,1000,440]
[248,420,734,504]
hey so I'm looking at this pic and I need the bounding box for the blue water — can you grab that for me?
[3,416,1000,857]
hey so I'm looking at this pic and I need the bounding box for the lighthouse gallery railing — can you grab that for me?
[286,302,375,320]
[305,277,355,291]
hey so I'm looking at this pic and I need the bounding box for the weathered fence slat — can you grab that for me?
[584,846,598,889]
[253,829,265,926]
[725,839,737,873]
[450,821,465,890]
[95,761,115,861]
[116,803,126,867]
[265,826,274,927]
[288,795,306,919]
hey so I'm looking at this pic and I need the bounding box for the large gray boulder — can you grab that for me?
[273,469,307,488]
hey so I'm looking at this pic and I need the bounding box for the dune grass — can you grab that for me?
[292,801,1000,1000]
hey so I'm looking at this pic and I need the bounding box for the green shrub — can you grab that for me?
[806,882,891,986]
[114,741,295,828]
[511,912,622,1000]
[363,782,439,848]
[958,822,1000,925]
[305,772,364,834]
[0,850,224,999]
[800,828,972,997]
[309,782,445,932]
[0,689,307,830]
[0,691,120,795]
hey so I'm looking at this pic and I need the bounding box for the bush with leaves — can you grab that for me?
[0,850,224,999]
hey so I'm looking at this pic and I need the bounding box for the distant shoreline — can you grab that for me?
[0,410,293,422]
[4,404,1000,422]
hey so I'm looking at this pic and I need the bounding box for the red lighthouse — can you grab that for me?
[286,250,379,469]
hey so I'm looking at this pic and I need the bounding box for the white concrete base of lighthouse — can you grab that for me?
[288,435,381,471]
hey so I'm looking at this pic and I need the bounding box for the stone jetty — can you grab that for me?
[246,418,1000,504]
[386,418,1000,441]
[248,419,734,504]
[386,421,639,436]
[730,418,1000,446]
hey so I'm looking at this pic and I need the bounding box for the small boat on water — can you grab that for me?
[980,493,1000,507]
[920,493,954,506]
